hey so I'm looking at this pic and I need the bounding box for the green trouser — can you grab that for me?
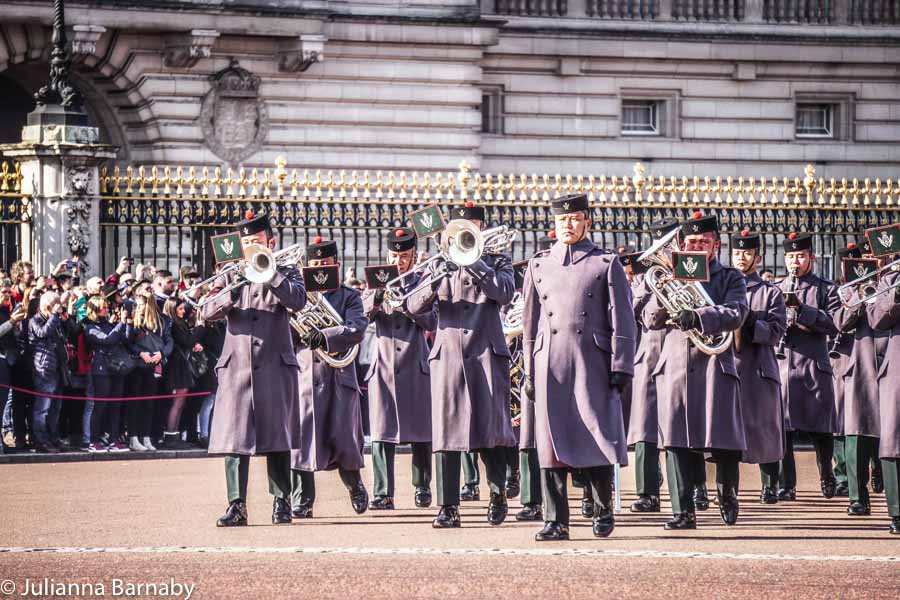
[542,465,612,526]
[666,448,740,515]
[290,468,361,511]
[519,448,542,506]
[847,434,879,504]
[371,441,432,498]
[634,441,660,497]
[436,448,507,506]
[224,452,292,503]
[882,458,900,518]
[779,431,835,489]
[833,435,848,485]
[759,461,780,489]
[462,451,480,486]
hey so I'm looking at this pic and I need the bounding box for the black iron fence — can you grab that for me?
[0,161,28,271]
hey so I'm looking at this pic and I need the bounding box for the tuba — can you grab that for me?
[638,228,733,356]
[290,292,360,369]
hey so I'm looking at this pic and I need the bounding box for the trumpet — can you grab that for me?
[383,219,517,308]
[185,243,306,309]
[836,257,900,309]
[637,228,733,356]
[290,292,359,369]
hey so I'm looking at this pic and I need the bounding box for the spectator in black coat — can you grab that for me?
[127,291,172,452]
[161,297,203,449]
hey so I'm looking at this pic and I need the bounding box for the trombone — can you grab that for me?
[382,219,517,308]
[185,243,306,309]
[836,257,900,309]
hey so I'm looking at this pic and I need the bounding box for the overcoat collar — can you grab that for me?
[550,237,595,266]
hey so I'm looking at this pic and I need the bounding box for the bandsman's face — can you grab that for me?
[731,249,760,274]
[241,231,275,251]
[554,212,590,245]
[622,264,634,284]
[785,250,813,275]
[308,257,336,268]
[683,233,719,258]
[388,249,414,274]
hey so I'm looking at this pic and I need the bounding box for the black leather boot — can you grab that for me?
[664,512,697,530]
[777,487,796,501]
[760,487,778,504]
[821,477,837,499]
[414,487,432,508]
[487,491,508,525]
[291,503,314,519]
[534,521,569,541]
[693,485,710,511]
[272,497,292,524]
[719,495,739,525]
[630,495,661,513]
[515,504,543,521]
[890,517,900,535]
[835,481,850,497]
[505,470,520,499]
[581,488,594,518]
[216,500,248,527]
[847,501,871,516]
[432,505,461,528]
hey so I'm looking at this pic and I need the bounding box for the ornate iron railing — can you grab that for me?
[0,161,30,271]
[98,159,899,281]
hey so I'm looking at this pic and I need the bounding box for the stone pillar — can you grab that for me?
[658,0,674,20]
[744,0,764,22]
[0,122,116,277]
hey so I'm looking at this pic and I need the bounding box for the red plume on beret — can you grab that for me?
[788,232,797,240]
[313,236,322,244]
[617,246,626,253]
[847,242,856,249]
[465,201,474,208]
[740,229,750,237]
[548,231,556,239]
[693,211,703,219]
[395,229,404,237]
[245,210,254,219]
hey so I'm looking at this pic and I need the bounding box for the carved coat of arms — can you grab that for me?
[200,59,269,164]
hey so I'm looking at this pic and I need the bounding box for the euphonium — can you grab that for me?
[637,228,733,356]
[502,291,524,344]
[290,293,360,369]
[503,292,525,427]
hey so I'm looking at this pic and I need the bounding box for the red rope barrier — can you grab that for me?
[0,383,209,402]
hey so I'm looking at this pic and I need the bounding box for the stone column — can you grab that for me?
[0,122,116,277]
[744,0,764,22]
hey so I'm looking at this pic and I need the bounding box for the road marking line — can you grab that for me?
[0,547,898,563]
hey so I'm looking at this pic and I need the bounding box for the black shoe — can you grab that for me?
[719,495,739,525]
[847,501,871,516]
[777,487,796,501]
[459,484,480,501]
[291,504,314,519]
[515,504,543,521]
[581,489,594,518]
[272,497,292,524]
[432,505,461,528]
[693,485,710,511]
[592,509,615,538]
[664,512,697,530]
[506,472,521,499]
[630,495,661,513]
[369,495,395,510]
[835,481,849,497]
[872,474,884,494]
[34,443,60,454]
[349,482,369,514]
[760,487,778,505]
[414,487,432,508]
[216,500,248,527]
[821,478,837,499]
[487,492,508,526]
[534,521,569,541]
[890,517,900,535]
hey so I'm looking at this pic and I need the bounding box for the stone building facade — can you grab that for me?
[2,0,899,181]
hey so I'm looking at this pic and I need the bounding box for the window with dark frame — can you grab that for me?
[481,90,503,135]
[622,100,660,135]
[796,103,834,138]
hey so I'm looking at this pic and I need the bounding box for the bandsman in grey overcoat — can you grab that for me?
[644,211,749,530]
[407,201,517,529]
[730,230,787,504]
[836,242,887,516]
[522,194,637,541]
[362,228,437,510]
[515,231,556,523]
[777,232,840,500]
[831,243,864,498]
[866,265,900,535]
[201,212,308,527]
[290,237,370,518]
[627,217,681,514]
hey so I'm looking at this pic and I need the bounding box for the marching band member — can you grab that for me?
[362,228,437,510]
[627,217,680,513]
[515,231,556,523]
[866,257,900,534]
[645,211,749,530]
[731,229,787,504]
[290,237,370,518]
[407,201,517,528]
[522,194,636,541]
[202,211,307,527]
[777,232,840,501]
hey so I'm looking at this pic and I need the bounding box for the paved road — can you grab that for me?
[1,452,898,599]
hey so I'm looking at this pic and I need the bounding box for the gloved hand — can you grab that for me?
[430,259,459,291]
[783,292,801,308]
[609,371,632,392]
[303,330,326,350]
[741,311,757,344]
[230,283,243,303]
[675,309,700,332]
[523,376,535,402]
[374,288,386,305]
